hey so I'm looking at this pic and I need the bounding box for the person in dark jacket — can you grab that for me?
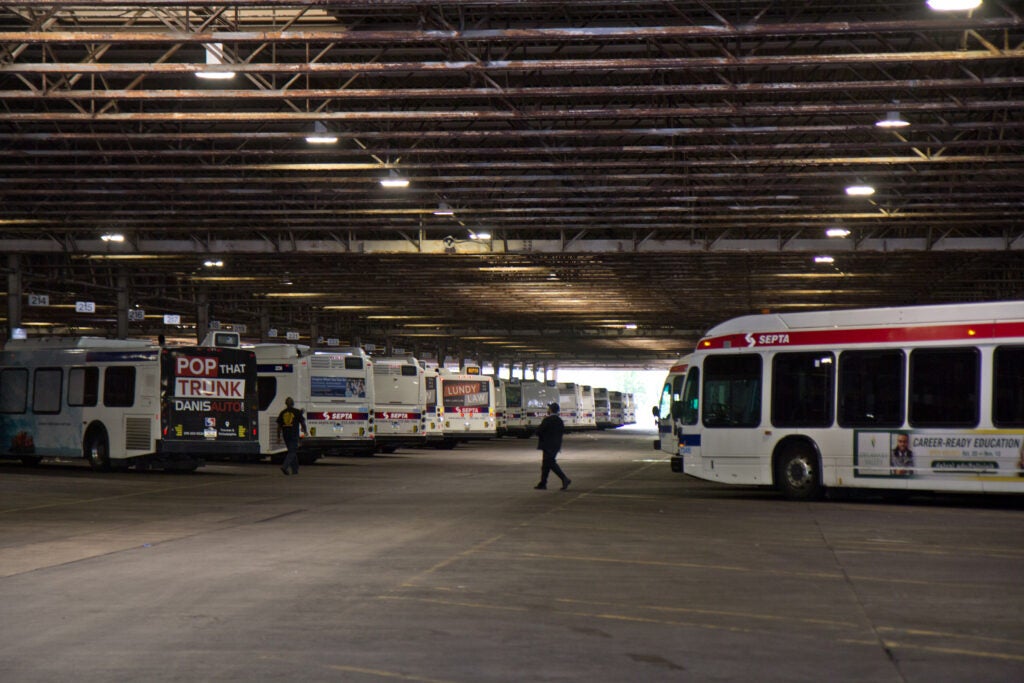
[534,402,570,491]
[276,396,307,475]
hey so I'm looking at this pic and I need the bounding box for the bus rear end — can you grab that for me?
[305,349,375,456]
[372,356,426,452]
[161,345,260,462]
[439,371,496,440]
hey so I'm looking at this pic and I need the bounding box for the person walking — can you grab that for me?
[535,402,571,491]
[276,396,307,475]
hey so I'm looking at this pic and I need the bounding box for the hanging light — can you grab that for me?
[433,201,455,216]
[926,0,982,10]
[845,184,875,196]
[826,227,851,238]
[196,43,235,80]
[305,121,338,144]
[100,233,125,242]
[814,255,835,264]
[469,231,491,240]
[876,111,910,128]
[380,169,409,188]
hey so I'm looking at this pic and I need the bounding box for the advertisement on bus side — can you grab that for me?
[854,431,1024,479]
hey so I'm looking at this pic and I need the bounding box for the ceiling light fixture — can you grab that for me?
[845,184,875,196]
[826,227,851,238]
[100,233,125,242]
[875,111,910,128]
[433,201,455,216]
[380,169,409,188]
[814,255,835,264]
[926,0,982,10]
[469,231,491,240]
[196,43,235,80]
[305,121,338,144]
[203,259,224,268]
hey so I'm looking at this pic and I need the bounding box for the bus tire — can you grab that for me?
[84,428,111,472]
[775,443,822,501]
[20,456,42,467]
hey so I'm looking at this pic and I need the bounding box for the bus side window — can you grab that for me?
[771,352,835,428]
[68,367,99,407]
[103,366,137,408]
[33,368,63,414]
[0,368,29,414]
[837,350,904,428]
[679,367,700,425]
[256,376,278,412]
[702,354,762,428]
[909,347,979,428]
[992,345,1024,427]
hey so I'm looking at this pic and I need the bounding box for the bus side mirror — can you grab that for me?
[652,405,660,418]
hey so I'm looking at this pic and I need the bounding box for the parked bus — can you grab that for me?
[422,367,446,447]
[437,367,497,443]
[507,379,560,438]
[609,390,626,428]
[624,393,637,424]
[579,384,597,430]
[0,331,259,471]
[372,355,426,452]
[557,382,585,430]
[654,356,691,454]
[594,387,614,429]
[493,377,511,437]
[255,344,376,459]
[672,301,1024,500]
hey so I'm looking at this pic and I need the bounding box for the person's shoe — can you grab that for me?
[560,479,572,491]
[534,483,547,490]
[281,467,289,476]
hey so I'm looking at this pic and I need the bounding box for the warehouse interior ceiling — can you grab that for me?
[1,1,1022,367]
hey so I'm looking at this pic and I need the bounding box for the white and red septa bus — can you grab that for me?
[372,355,426,452]
[508,379,560,438]
[673,301,1024,500]
[0,331,259,471]
[303,347,376,456]
[654,356,691,455]
[437,367,496,442]
[556,382,596,431]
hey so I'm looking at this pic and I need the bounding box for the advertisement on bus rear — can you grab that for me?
[163,348,257,443]
[442,379,490,415]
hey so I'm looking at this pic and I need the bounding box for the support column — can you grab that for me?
[6,254,22,341]
[116,273,129,339]
[310,312,320,347]
[259,306,270,342]
[196,288,209,343]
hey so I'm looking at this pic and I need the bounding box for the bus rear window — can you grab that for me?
[909,347,979,428]
[993,346,1024,427]
[345,357,363,370]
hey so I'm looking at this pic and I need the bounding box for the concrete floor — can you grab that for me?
[1,428,1023,682]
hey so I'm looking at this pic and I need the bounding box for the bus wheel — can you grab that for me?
[776,445,822,501]
[84,430,111,472]
[19,456,42,467]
